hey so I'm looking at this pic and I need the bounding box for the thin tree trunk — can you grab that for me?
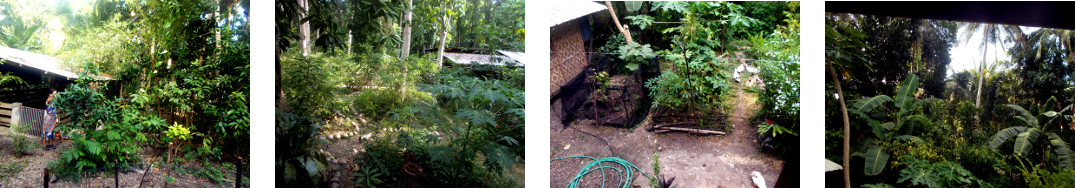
[437,15,448,64]
[604,1,634,44]
[299,0,310,56]
[975,45,986,108]
[399,0,413,101]
[827,61,852,188]
[400,0,413,59]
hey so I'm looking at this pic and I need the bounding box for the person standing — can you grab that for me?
[41,89,58,150]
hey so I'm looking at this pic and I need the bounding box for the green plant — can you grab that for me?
[618,43,655,72]
[354,165,385,188]
[50,81,146,177]
[275,109,328,186]
[757,119,797,137]
[896,156,990,187]
[989,96,1074,169]
[11,134,38,156]
[650,152,662,187]
[0,159,27,180]
[846,75,939,175]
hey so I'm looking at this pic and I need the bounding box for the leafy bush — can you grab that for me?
[275,109,328,186]
[896,156,991,187]
[50,82,146,177]
[11,133,38,156]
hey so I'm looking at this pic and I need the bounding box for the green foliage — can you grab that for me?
[0,0,45,51]
[650,152,661,187]
[11,133,38,156]
[896,156,991,187]
[618,43,655,72]
[165,122,193,142]
[753,7,800,142]
[354,165,385,188]
[0,159,27,180]
[49,81,146,177]
[640,1,763,111]
[989,97,1074,169]
[846,75,942,176]
[1016,156,1075,188]
[757,120,796,137]
[626,15,655,30]
[860,183,895,188]
[275,109,328,186]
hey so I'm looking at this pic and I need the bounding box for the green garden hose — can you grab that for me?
[551,156,654,188]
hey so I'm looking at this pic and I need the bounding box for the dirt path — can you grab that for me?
[551,89,783,188]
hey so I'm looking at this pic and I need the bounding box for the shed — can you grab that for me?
[0,46,78,109]
[442,50,525,67]
[550,1,605,95]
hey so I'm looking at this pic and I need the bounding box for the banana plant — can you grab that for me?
[989,96,1074,169]
[846,75,939,175]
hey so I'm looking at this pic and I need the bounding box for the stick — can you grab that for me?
[652,122,700,128]
[654,126,726,135]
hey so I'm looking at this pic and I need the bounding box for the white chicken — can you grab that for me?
[751,171,767,188]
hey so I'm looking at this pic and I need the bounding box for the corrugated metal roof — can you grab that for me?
[0,46,79,79]
[496,50,526,66]
[443,52,524,67]
[550,1,606,27]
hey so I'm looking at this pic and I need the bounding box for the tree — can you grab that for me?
[0,0,44,51]
[959,23,1022,111]
[826,13,872,187]
[989,96,1074,169]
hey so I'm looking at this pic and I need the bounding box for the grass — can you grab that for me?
[0,158,28,181]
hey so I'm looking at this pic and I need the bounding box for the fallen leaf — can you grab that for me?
[564,144,571,150]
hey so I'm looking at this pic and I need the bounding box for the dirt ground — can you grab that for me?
[551,89,784,188]
[0,127,245,188]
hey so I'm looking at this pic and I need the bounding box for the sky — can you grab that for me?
[948,25,1039,75]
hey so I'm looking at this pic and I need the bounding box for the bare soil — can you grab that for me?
[551,89,784,188]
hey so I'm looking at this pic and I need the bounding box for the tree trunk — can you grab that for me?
[975,44,986,108]
[604,1,634,45]
[399,0,413,101]
[827,61,852,188]
[437,15,449,64]
[299,0,310,56]
[400,0,413,59]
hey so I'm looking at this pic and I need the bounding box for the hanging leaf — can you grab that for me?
[863,146,889,176]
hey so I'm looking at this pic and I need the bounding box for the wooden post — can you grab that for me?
[115,167,119,188]
[235,160,242,188]
[43,167,49,188]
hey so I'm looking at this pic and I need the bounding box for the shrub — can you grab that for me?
[275,109,328,186]
[50,82,145,177]
[11,134,38,156]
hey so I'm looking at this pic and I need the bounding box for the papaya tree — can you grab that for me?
[989,96,1074,169]
[846,75,940,176]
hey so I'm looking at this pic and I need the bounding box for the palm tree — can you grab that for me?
[1028,28,1074,62]
[959,23,1023,128]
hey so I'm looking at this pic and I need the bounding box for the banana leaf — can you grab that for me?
[990,126,1029,149]
[863,146,890,176]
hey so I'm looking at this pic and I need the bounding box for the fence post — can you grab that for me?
[11,102,21,127]
[235,160,241,188]
[43,167,49,188]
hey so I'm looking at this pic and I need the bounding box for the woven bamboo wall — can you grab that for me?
[550,18,588,95]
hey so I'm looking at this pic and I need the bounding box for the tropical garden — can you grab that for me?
[549,1,798,187]
[826,13,1075,187]
[275,0,524,187]
[0,0,249,187]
